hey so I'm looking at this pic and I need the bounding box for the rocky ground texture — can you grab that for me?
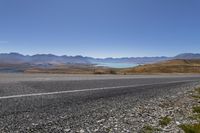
[0,78,200,133]
[65,82,200,133]
[81,83,200,133]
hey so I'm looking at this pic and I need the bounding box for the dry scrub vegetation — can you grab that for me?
[121,59,200,74]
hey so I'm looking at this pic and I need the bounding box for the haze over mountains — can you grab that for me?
[0,53,200,66]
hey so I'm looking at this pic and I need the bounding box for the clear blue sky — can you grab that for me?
[0,0,200,58]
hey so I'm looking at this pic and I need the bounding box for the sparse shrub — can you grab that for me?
[141,125,154,133]
[109,70,116,74]
[192,95,200,99]
[190,114,200,121]
[94,71,104,74]
[159,116,171,127]
[195,88,200,95]
[141,125,161,133]
[179,123,200,133]
[193,106,200,113]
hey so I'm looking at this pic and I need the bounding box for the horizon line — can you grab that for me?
[0,52,179,59]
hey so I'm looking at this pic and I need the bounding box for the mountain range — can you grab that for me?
[0,53,200,65]
[0,52,169,65]
[0,52,200,66]
[0,52,200,73]
[174,53,200,59]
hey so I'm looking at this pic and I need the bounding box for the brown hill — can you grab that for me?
[121,59,200,74]
[25,64,118,74]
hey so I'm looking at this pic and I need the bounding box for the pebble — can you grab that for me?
[79,129,84,133]
[64,129,71,132]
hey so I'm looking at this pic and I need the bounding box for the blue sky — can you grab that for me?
[0,0,200,58]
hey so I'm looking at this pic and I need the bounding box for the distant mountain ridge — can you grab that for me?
[0,53,91,65]
[0,52,200,66]
[92,57,170,65]
[174,53,200,59]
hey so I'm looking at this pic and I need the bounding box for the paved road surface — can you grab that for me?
[0,73,200,132]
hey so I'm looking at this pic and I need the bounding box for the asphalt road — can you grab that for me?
[0,73,200,132]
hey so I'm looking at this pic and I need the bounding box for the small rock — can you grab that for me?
[176,121,181,125]
[94,128,99,132]
[64,128,71,132]
[97,119,105,123]
[80,129,85,133]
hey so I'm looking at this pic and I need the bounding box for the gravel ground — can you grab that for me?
[0,74,200,133]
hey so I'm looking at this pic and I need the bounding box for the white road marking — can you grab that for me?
[0,79,198,100]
